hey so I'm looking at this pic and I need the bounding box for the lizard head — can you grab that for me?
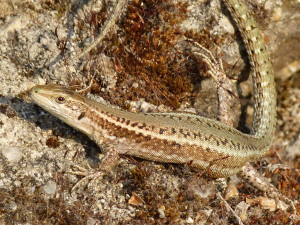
[29,84,94,136]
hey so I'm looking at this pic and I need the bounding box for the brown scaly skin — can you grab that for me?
[29,0,276,178]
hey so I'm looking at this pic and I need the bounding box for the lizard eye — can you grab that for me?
[55,96,65,104]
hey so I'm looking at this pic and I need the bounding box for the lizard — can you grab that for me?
[29,0,276,179]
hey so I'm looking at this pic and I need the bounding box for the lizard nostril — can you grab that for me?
[30,86,40,94]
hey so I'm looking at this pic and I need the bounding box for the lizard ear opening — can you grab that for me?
[77,112,86,120]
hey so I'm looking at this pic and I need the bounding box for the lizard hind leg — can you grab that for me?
[187,39,239,127]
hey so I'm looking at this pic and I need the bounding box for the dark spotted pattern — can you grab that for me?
[30,0,276,178]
